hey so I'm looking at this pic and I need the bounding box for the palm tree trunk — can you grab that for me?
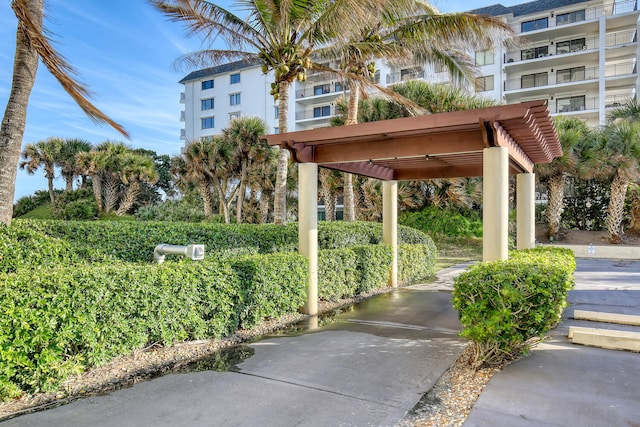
[259,191,271,224]
[212,178,230,224]
[103,175,119,213]
[343,85,360,222]
[319,168,335,221]
[92,175,103,213]
[0,0,43,225]
[236,159,248,223]
[630,196,640,232]
[62,171,74,192]
[47,173,55,204]
[116,181,140,216]
[545,173,565,240]
[606,171,630,244]
[199,181,214,218]
[274,80,290,225]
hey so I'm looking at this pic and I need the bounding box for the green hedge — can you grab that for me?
[318,248,359,301]
[398,243,437,285]
[351,245,394,294]
[452,247,576,368]
[0,253,306,400]
[399,206,483,238]
[8,220,433,265]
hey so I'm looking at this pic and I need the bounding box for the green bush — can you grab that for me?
[135,199,206,222]
[398,243,437,285]
[399,206,482,238]
[231,253,307,329]
[452,247,575,368]
[318,248,359,301]
[12,190,54,218]
[52,189,97,220]
[351,245,394,294]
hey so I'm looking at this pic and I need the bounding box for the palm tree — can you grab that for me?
[223,116,269,223]
[56,138,91,191]
[535,116,591,240]
[586,121,640,243]
[174,139,218,219]
[149,0,417,224]
[19,137,63,203]
[116,152,159,216]
[1,0,127,225]
[246,148,279,224]
[319,2,513,220]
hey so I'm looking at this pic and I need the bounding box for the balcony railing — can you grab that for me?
[296,82,347,99]
[505,66,599,91]
[295,105,337,121]
[386,69,425,84]
[179,92,185,103]
[605,29,637,46]
[511,0,637,34]
[605,61,637,76]
[605,93,634,107]
[505,36,598,64]
[551,96,598,114]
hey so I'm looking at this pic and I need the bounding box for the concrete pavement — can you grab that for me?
[1,267,469,427]
[464,259,640,427]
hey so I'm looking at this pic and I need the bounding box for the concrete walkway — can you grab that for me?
[2,267,469,427]
[465,259,640,427]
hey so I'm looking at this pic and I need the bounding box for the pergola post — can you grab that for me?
[517,173,536,250]
[298,163,318,315]
[383,180,398,287]
[483,147,509,261]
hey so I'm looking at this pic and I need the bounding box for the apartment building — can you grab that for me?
[178,0,640,142]
[471,0,640,126]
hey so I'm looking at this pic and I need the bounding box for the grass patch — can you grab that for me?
[18,203,52,219]
[433,235,482,270]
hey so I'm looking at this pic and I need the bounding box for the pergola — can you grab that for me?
[263,100,561,315]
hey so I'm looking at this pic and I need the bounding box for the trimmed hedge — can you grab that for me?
[0,253,306,400]
[10,220,433,265]
[398,243,437,285]
[399,206,483,238]
[352,245,394,294]
[452,247,576,368]
[318,248,359,301]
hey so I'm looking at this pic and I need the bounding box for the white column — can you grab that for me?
[483,147,509,262]
[516,173,536,250]
[383,180,398,287]
[298,163,318,315]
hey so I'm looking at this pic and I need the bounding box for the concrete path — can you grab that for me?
[2,267,468,427]
[464,259,640,427]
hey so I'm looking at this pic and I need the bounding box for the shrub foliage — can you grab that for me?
[452,247,576,368]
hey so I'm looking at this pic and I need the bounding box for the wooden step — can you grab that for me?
[573,309,640,326]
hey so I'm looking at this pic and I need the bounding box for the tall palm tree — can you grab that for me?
[246,148,279,223]
[149,0,416,224]
[174,139,217,219]
[116,152,159,216]
[535,116,591,240]
[223,116,269,223]
[1,0,127,225]
[56,138,91,192]
[19,137,63,203]
[319,2,513,220]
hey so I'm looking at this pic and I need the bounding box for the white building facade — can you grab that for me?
[178,0,640,142]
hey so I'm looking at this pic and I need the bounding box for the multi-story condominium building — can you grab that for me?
[471,0,639,126]
[178,0,640,142]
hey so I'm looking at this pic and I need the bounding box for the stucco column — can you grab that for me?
[483,147,509,261]
[383,180,398,287]
[298,163,318,315]
[516,173,536,250]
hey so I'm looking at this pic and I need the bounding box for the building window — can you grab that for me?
[521,45,549,60]
[556,10,585,26]
[202,80,214,90]
[373,71,380,84]
[475,75,494,92]
[313,105,331,118]
[201,117,215,129]
[274,127,280,134]
[230,73,240,84]
[314,84,331,96]
[557,66,586,83]
[557,95,586,113]
[556,38,586,54]
[229,112,240,120]
[229,93,241,106]
[201,98,214,110]
[521,17,548,32]
[521,72,548,88]
[475,50,494,66]
[274,106,279,119]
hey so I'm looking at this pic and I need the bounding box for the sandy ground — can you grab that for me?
[535,225,640,246]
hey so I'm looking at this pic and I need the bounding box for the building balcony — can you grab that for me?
[180,129,186,140]
[180,92,185,104]
[386,68,425,84]
[510,0,637,36]
[180,111,185,122]
[295,82,347,105]
[295,105,337,122]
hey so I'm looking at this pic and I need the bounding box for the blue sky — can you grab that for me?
[1,0,523,202]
